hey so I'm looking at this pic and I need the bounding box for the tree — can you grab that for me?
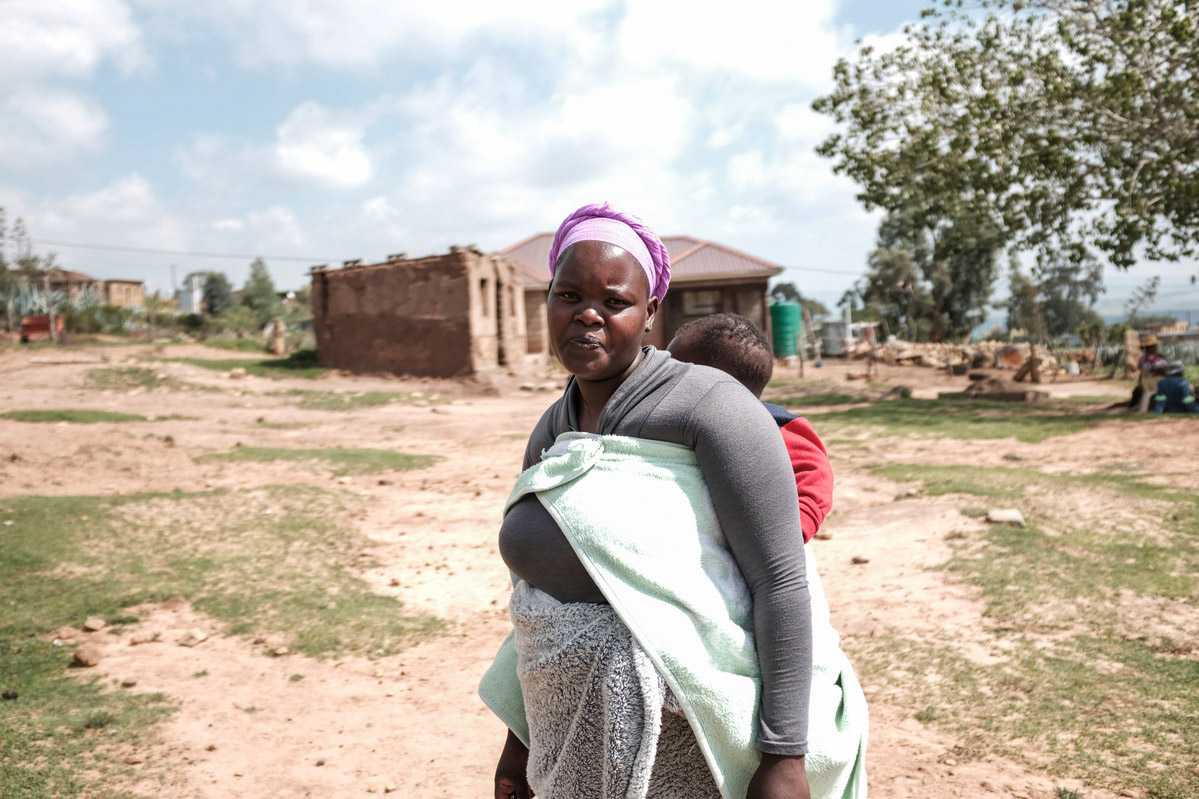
[1006,267,1047,342]
[854,211,1001,341]
[0,208,58,330]
[202,272,234,317]
[241,257,281,324]
[1008,252,1105,339]
[812,1,1199,271]
[1034,254,1104,337]
[1124,275,1160,325]
[770,282,830,320]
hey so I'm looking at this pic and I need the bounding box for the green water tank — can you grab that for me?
[770,302,802,357]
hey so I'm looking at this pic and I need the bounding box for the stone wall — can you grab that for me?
[311,247,524,378]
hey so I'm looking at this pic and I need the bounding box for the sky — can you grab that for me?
[1,0,1196,318]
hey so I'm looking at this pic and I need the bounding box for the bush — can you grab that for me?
[61,304,135,335]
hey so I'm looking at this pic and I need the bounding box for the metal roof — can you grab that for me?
[499,233,781,286]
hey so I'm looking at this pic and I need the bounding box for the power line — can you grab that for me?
[29,238,338,264]
[778,264,864,277]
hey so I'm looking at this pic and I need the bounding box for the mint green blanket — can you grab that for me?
[480,433,867,799]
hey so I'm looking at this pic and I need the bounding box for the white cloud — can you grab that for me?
[152,0,613,69]
[60,175,159,223]
[0,88,109,168]
[618,0,845,89]
[211,218,245,231]
[274,102,372,189]
[25,175,192,266]
[0,0,145,81]
[728,151,767,191]
[245,206,313,250]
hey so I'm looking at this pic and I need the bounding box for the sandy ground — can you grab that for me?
[2,342,1184,798]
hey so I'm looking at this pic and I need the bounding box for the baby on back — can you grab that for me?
[667,313,833,542]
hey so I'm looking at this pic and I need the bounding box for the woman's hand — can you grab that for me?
[494,729,534,798]
[746,753,810,799]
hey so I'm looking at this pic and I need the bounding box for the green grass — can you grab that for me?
[1058,395,1126,405]
[271,389,440,411]
[0,487,444,797]
[86,366,186,392]
[197,446,439,475]
[167,349,325,379]
[0,409,147,424]
[805,397,1153,443]
[769,392,867,407]
[202,336,271,353]
[874,464,1032,498]
[857,464,1199,797]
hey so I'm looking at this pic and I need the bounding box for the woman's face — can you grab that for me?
[547,240,659,383]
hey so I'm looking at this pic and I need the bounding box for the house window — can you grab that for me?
[681,290,722,316]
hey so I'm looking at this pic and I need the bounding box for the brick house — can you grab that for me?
[310,246,525,378]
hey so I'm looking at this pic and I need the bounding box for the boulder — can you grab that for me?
[73,643,103,667]
[177,629,208,647]
[985,508,1026,527]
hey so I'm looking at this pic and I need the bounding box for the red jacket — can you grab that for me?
[763,403,834,543]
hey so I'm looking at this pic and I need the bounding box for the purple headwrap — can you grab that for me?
[548,202,671,301]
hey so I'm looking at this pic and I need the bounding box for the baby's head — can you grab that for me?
[667,313,773,398]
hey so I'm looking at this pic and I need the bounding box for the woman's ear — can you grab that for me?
[645,297,660,332]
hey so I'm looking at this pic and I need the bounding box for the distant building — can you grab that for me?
[500,233,783,354]
[43,268,145,308]
[310,247,526,378]
[177,272,207,314]
[103,279,145,308]
[45,268,105,305]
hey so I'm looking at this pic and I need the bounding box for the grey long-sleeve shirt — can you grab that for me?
[498,347,812,755]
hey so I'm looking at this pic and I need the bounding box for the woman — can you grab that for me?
[488,203,814,799]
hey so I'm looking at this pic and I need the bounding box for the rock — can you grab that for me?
[271,646,290,657]
[813,530,834,541]
[129,631,160,646]
[384,785,398,794]
[2,689,17,700]
[851,556,870,565]
[336,476,351,485]
[267,316,287,356]
[177,629,209,647]
[519,382,536,391]
[121,678,137,688]
[985,508,1026,527]
[82,617,106,632]
[228,367,247,379]
[57,625,79,640]
[73,643,103,667]
[124,754,145,765]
